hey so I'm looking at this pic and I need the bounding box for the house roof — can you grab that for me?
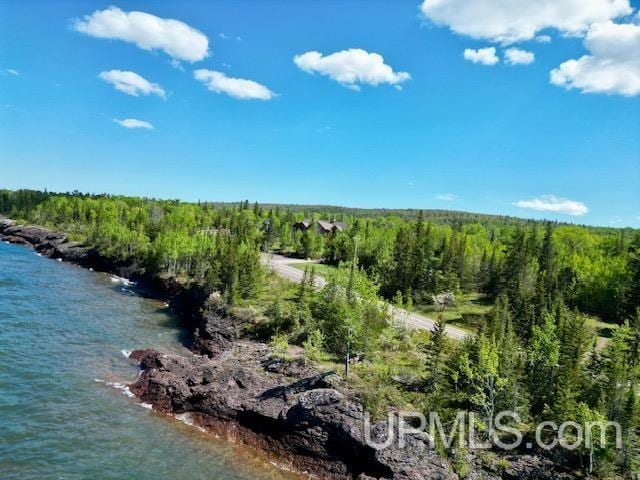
[317,220,344,232]
[293,220,312,228]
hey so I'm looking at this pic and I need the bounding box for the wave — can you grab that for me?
[106,381,136,398]
[121,349,132,358]
[174,412,206,432]
[110,275,137,287]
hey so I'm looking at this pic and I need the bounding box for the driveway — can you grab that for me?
[262,253,469,340]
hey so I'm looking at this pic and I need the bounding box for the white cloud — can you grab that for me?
[536,35,552,43]
[504,48,535,65]
[169,59,185,71]
[194,70,275,100]
[550,21,640,96]
[73,6,209,62]
[99,70,165,98]
[463,47,499,65]
[514,195,589,215]
[293,48,410,90]
[436,193,458,201]
[3,68,19,76]
[114,118,154,130]
[420,0,632,44]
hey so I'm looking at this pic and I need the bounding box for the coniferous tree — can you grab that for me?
[626,234,640,317]
[527,313,561,416]
[424,315,447,390]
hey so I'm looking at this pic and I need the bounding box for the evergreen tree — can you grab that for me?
[626,234,640,317]
[424,315,447,390]
[527,314,561,416]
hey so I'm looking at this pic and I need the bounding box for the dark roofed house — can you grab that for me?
[316,219,345,234]
[294,219,344,235]
[293,219,312,231]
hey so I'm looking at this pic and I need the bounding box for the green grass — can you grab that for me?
[417,292,493,333]
[289,262,338,277]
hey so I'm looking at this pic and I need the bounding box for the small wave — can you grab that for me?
[121,349,132,358]
[35,252,42,257]
[106,381,135,398]
[93,378,106,383]
[89,267,94,271]
[139,402,153,410]
[174,412,206,432]
[56,258,62,262]
[110,275,137,287]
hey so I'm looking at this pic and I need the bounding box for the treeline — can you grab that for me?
[1,189,637,323]
[0,189,264,303]
[314,212,636,324]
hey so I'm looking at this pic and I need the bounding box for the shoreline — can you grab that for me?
[0,218,577,480]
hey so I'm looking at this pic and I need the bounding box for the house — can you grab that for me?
[293,220,312,231]
[293,219,345,235]
[316,219,345,234]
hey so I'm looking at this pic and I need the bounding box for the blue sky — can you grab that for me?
[1,1,638,227]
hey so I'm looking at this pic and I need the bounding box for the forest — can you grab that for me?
[1,188,639,477]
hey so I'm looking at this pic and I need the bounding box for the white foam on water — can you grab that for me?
[110,275,137,287]
[35,252,42,257]
[107,381,135,398]
[139,402,153,410]
[121,349,132,358]
[269,460,297,473]
[89,267,94,271]
[93,378,106,383]
[3,241,9,244]
[174,412,206,432]
[56,258,62,262]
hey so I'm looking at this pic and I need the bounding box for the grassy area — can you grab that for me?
[417,292,493,333]
[289,262,338,277]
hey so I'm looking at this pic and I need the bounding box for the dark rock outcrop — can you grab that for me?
[129,345,456,480]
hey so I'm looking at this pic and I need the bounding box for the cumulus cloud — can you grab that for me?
[463,47,499,65]
[514,195,589,216]
[420,0,632,44]
[114,118,154,130]
[550,21,640,96]
[504,48,535,65]
[436,193,458,201]
[194,70,275,100]
[99,70,165,98]
[73,6,209,62]
[293,48,410,90]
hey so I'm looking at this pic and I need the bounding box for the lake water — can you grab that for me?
[0,241,297,480]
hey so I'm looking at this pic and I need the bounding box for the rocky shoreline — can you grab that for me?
[0,218,576,480]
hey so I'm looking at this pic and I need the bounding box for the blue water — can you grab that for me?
[0,242,296,480]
